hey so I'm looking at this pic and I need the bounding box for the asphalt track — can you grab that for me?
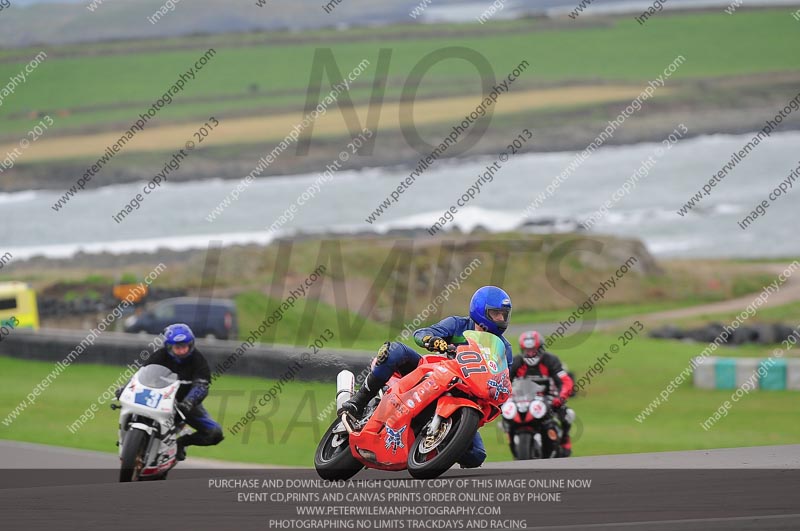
[1,441,799,531]
[0,440,276,470]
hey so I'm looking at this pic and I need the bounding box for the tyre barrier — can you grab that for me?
[693,356,800,391]
[651,323,796,346]
[38,287,187,318]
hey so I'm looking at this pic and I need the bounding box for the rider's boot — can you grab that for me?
[338,373,384,417]
[560,435,572,457]
[559,408,573,457]
[176,439,187,461]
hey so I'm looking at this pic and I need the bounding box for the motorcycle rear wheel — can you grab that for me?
[314,419,363,481]
[407,407,481,479]
[119,429,148,482]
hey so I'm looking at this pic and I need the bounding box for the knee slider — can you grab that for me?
[376,341,392,365]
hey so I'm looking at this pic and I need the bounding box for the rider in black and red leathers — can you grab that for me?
[508,330,574,456]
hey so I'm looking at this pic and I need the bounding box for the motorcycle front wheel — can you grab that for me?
[407,407,481,480]
[119,429,148,482]
[515,432,533,460]
[314,419,363,481]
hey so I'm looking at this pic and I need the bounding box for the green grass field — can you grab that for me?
[234,291,396,351]
[2,327,797,466]
[1,9,798,138]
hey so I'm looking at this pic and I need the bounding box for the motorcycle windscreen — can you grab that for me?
[136,365,178,389]
[511,379,542,403]
[463,330,508,374]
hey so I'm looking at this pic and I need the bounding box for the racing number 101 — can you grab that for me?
[457,352,487,378]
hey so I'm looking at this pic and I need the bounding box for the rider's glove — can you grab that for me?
[375,341,391,365]
[114,387,124,400]
[177,400,194,416]
[422,335,449,353]
[552,396,565,409]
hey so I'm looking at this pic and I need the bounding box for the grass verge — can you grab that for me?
[2,329,797,466]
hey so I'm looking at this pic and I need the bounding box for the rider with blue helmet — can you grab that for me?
[145,323,223,460]
[339,286,513,468]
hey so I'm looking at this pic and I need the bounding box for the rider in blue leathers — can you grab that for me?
[144,324,223,460]
[339,286,513,468]
[115,324,223,461]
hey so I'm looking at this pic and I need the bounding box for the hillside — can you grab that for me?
[2,232,784,348]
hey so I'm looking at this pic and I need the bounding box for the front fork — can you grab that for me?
[427,415,443,437]
[143,431,162,466]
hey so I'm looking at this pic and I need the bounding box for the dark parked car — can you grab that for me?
[124,297,238,340]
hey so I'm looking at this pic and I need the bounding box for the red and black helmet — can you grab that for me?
[518,330,543,365]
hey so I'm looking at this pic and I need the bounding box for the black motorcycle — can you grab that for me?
[501,377,571,460]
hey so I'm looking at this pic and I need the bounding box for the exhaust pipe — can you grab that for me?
[335,370,355,412]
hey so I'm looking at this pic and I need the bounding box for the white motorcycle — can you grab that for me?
[112,364,191,482]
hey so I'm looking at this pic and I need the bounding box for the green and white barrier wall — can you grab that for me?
[693,356,800,391]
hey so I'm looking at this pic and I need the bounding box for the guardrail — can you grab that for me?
[0,328,372,381]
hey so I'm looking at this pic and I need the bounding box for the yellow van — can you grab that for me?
[0,282,40,330]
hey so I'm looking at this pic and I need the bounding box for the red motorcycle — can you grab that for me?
[315,330,511,480]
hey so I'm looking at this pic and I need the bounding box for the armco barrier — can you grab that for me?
[693,356,800,391]
[0,328,371,381]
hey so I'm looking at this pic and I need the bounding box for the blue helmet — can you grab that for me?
[470,286,512,336]
[164,323,195,362]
